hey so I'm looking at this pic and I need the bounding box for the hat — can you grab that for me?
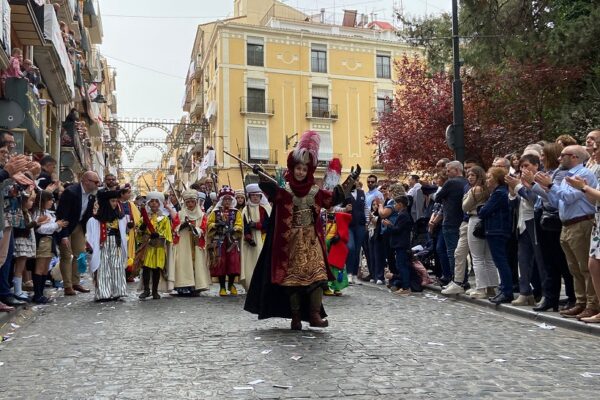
[292,130,320,167]
[235,189,245,197]
[246,183,261,194]
[97,189,121,201]
[146,191,165,203]
[218,185,235,199]
[323,158,342,191]
[182,189,198,201]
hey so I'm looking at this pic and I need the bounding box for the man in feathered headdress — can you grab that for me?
[244,130,361,330]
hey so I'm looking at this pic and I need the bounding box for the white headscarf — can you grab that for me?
[145,191,168,216]
[179,190,203,220]
[246,183,269,206]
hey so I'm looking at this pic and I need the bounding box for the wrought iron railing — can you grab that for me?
[305,102,338,119]
[240,97,274,115]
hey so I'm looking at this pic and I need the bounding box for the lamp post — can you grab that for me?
[450,0,465,163]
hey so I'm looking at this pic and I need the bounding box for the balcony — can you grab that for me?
[83,0,103,44]
[190,92,204,118]
[3,78,45,152]
[239,148,278,165]
[317,154,342,167]
[306,102,338,120]
[8,0,45,46]
[240,97,274,116]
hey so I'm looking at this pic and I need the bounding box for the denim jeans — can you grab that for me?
[0,233,15,297]
[347,225,367,276]
[486,234,513,296]
[435,231,450,280]
[442,226,460,280]
[369,235,385,281]
[391,248,410,289]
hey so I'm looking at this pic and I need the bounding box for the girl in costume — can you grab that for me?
[235,189,246,211]
[244,130,361,330]
[240,184,271,290]
[206,186,243,296]
[33,190,67,303]
[137,192,173,300]
[324,210,351,296]
[118,184,141,282]
[172,189,210,295]
[13,191,49,302]
[86,190,128,301]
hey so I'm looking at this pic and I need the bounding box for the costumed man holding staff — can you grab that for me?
[86,190,128,301]
[206,186,243,296]
[118,184,141,282]
[172,189,210,296]
[243,130,360,330]
[137,192,173,300]
[240,184,271,290]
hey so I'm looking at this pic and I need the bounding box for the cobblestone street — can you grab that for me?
[1,282,600,399]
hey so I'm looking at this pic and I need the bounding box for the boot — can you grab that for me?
[139,267,151,299]
[288,290,302,330]
[152,268,161,299]
[291,311,302,331]
[309,287,329,328]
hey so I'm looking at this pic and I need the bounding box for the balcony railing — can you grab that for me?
[370,107,392,124]
[317,153,342,167]
[239,148,278,165]
[240,97,274,115]
[306,102,338,120]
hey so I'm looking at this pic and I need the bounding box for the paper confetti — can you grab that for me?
[290,356,303,361]
[261,349,272,355]
[248,379,264,385]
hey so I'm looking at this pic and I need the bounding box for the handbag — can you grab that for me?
[540,206,562,232]
[473,219,486,239]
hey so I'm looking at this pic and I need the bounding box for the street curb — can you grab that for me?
[424,284,600,337]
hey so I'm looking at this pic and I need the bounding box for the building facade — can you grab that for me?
[181,0,419,189]
[0,0,119,183]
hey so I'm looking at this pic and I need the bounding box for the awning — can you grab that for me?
[8,0,44,46]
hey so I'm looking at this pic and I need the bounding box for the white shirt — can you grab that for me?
[407,182,422,197]
[80,184,90,220]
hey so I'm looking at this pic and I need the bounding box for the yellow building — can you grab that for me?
[182,0,420,189]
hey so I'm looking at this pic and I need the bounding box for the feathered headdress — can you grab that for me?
[323,158,342,191]
[292,130,320,168]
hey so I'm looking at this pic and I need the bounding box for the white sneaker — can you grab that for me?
[469,289,487,299]
[465,288,475,296]
[348,274,355,285]
[441,281,464,295]
[376,280,384,285]
[369,279,376,283]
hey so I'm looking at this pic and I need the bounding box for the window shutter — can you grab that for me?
[248,127,269,160]
[248,78,265,89]
[317,131,333,161]
[247,36,264,45]
[312,85,329,99]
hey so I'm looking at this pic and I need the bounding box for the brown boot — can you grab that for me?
[309,287,328,328]
[64,287,77,296]
[291,311,302,331]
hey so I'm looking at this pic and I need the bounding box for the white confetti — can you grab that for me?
[233,386,253,390]
[10,323,20,329]
[536,323,556,330]
[254,337,261,340]
[494,359,507,363]
[261,349,272,355]
[558,355,572,360]
[281,344,296,347]
[580,372,600,378]
[94,321,104,324]
[22,335,40,339]
[427,342,445,346]
[179,311,186,314]
[290,355,303,361]
[0,362,3,366]
[248,379,264,385]
[302,335,316,339]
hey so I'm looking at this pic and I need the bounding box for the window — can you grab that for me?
[311,85,329,117]
[247,79,266,113]
[317,131,333,162]
[247,37,264,66]
[247,127,269,161]
[377,90,393,114]
[311,44,327,73]
[376,53,391,79]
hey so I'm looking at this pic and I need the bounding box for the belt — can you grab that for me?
[563,214,594,227]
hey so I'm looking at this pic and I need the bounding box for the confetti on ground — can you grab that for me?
[233,386,253,390]
[273,384,292,389]
[290,355,302,361]
[10,323,20,329]
[427,342,445,346]
[580,372,600,378]
[558,355,572,360]
[261,349,272,355]
[94,321,104,324]
[248,379,264,385]
[536,323,556,330]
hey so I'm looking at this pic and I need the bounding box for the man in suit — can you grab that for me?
[56,171,100,296]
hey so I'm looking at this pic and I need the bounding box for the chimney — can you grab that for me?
[320,8,325,23]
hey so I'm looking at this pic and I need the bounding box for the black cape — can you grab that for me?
[243,189,327,322]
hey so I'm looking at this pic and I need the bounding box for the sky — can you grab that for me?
[99,0,451,167]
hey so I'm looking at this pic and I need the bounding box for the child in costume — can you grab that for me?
[240,184,271,290]
[137,192,173,300]
[118,184,141,282]
[324,210,351,296]
[206,186,243,296]
[86,190,128,301]
[244,130,361,330]
[172,189,210,295]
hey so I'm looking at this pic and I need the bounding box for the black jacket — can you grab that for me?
[55,184,95,239]
[386,209,413,249]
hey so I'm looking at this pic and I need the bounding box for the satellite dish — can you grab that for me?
[0,99,25,129]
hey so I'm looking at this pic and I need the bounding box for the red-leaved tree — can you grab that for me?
[372,56,584,176]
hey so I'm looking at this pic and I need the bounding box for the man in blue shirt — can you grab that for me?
[535,145,599,319]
